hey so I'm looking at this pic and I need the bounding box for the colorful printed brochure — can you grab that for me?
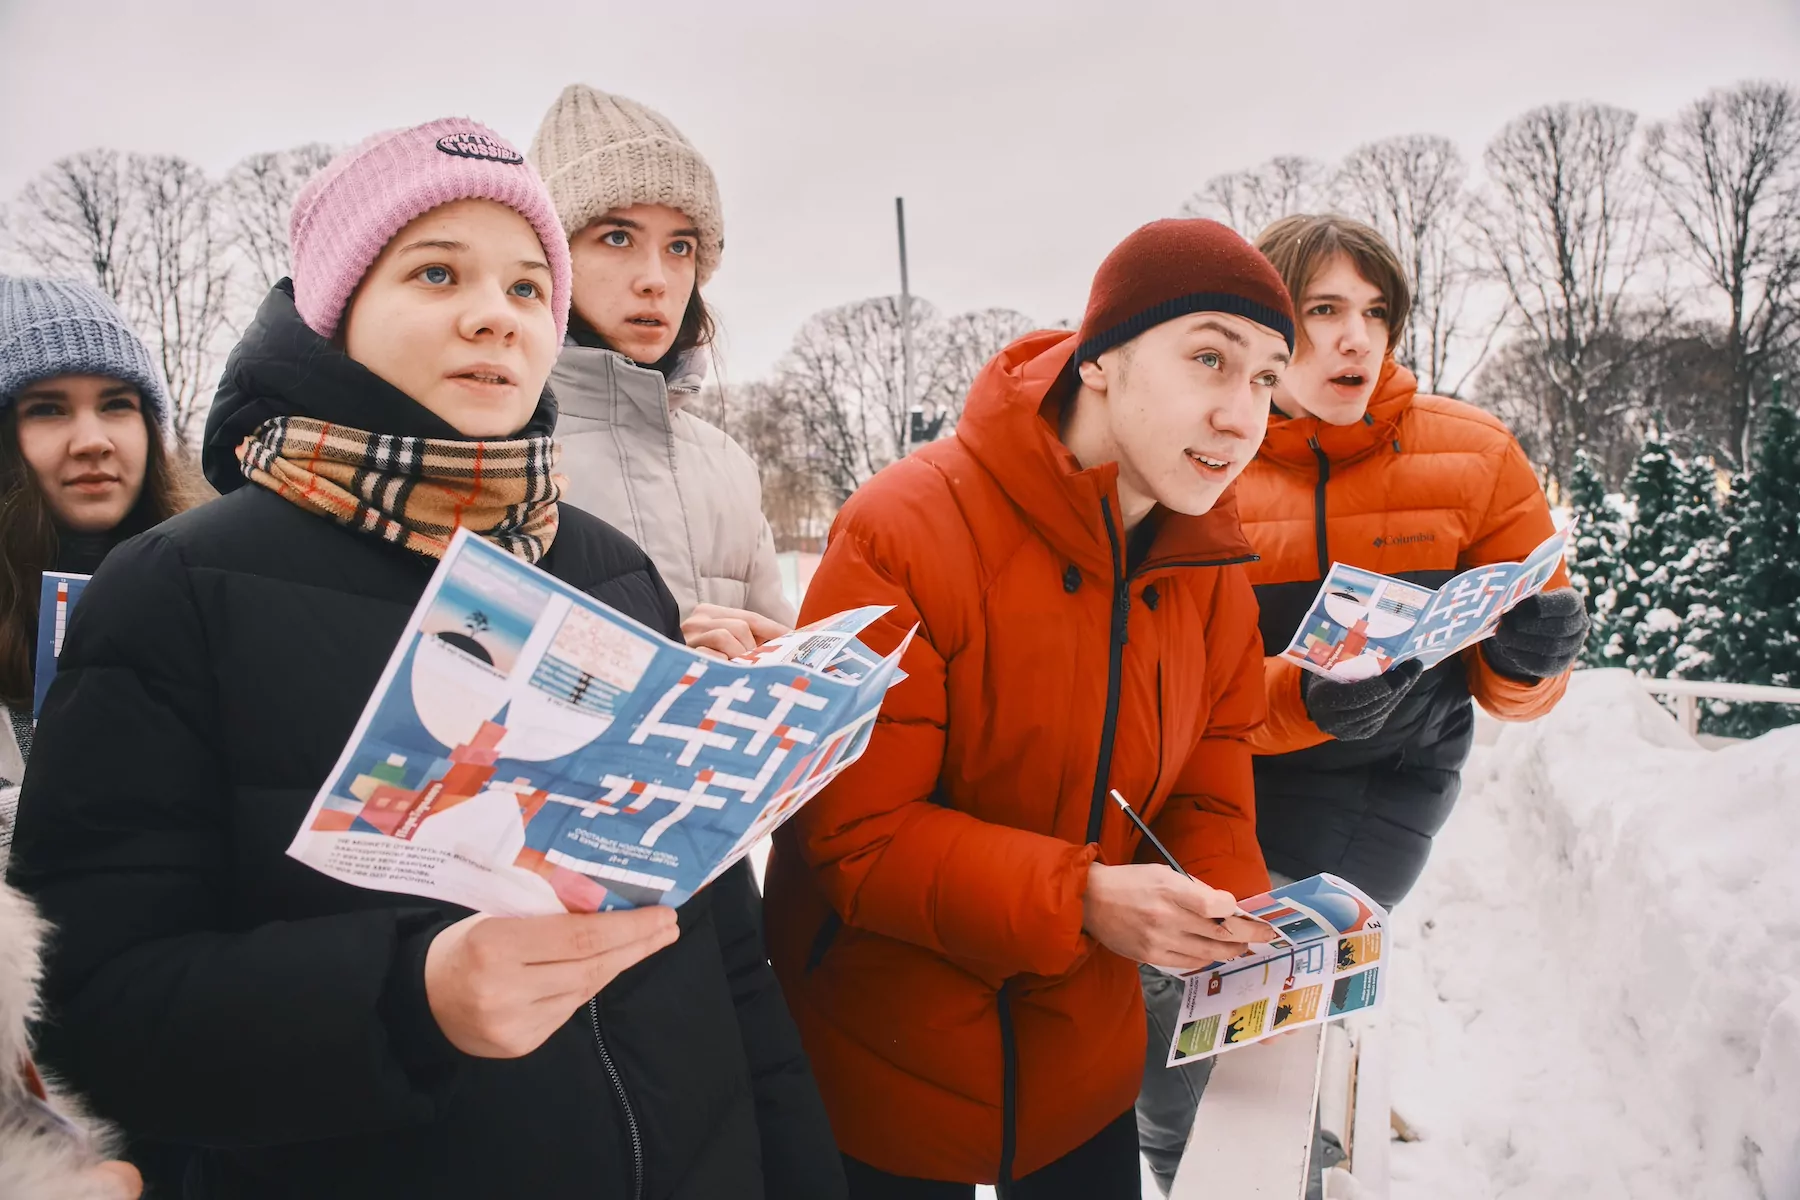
[1280,525,1572,681]
[1167,873,1390,1065]
[34,572,91,718]
[288,529,910,916]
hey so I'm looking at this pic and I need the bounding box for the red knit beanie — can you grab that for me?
[1075,218,1295,365]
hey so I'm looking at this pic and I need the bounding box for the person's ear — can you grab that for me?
[1077,357,1110,395]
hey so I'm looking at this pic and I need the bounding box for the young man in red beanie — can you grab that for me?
[764,219,1295,1197]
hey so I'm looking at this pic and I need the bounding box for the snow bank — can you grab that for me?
[1389,669,1800,1198]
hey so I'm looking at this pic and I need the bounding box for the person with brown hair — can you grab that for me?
[0,276,197,855]
[1242,212,1586,903]
[529,84,795,660]
[1133,214,1588,1193]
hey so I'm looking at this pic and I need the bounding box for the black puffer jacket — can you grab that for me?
[7,283,845,1200]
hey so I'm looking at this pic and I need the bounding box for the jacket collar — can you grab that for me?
[1258,358,1418,470]
[551,341,694,433]
[954,330,1255,579]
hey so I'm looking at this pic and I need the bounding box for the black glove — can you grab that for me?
[1481,587,1590,682]
[1301,659,1425,742]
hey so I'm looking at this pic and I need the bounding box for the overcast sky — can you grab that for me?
[4,0,1798,383]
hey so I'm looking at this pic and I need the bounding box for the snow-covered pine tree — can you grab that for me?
[1711,398,1800,736]
[1565,448,1629,668]
[1606,428,1681,675]
[1631,453,1727,681]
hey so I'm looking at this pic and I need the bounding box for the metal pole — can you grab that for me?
[896,197,914,439]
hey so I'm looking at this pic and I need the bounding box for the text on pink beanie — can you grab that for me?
[290,118,573,343]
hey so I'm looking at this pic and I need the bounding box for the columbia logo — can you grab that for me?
[1372,532,1436,548]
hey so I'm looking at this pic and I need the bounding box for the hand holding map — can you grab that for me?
[288,530,910,917]
[1281,525,1572,681]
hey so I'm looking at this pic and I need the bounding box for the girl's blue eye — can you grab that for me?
[669,240,693,257]
[422,265,451,285]
[511,281,541,299]
[603,230,630,247]
[1198,351,1223,370]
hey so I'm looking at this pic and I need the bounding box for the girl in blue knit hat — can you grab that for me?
[0,274,197,1200]
[0,275,198,840]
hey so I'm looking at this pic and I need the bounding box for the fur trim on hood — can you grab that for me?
[0,874,131,1199]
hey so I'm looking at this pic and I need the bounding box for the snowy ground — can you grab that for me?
[1387,669,1800,1199]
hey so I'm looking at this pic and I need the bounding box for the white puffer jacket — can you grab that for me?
[551,345,794,625]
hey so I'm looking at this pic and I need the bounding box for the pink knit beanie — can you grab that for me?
[290,118,572,343]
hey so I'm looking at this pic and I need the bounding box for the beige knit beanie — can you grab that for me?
[528,84,724,287]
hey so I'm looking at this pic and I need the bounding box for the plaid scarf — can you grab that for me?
[239,416,561,563]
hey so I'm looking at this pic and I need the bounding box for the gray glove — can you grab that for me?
[1301,659,1425,742]
[1481,587,1590,682]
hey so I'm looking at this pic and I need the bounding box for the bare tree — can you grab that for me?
[219,143,336,300]
[1644,80,1800,464]
[719,378,837,550]
[1473,102,1663,485]
[1335,135,1498,393]
[936,307,1040,424]
[129,155,233,439]
[1179,155,1335,239]
[776,296,965,501]
[6,149,139,300]
[1478,315,1735,485]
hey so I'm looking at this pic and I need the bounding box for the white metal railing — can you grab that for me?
[1630,676,1800,736]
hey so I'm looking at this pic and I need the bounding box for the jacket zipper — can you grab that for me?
[588,997,644,1200]
[1309,436,1331,577]
[997,978,1020,1190]
[996,507,1257,1187]
[999,496,1132,1188]
[1085,495,1131,846]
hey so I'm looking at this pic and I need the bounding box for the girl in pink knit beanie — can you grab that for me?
[9,115,846,1200]
[287,117,574,439]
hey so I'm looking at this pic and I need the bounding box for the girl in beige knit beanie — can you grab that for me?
[528,84,724,371]
[529,85,800,658]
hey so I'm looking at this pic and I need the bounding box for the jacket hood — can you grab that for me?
[1258,358,1418,471]
[953,329,1254,578]
[202,281,559,495]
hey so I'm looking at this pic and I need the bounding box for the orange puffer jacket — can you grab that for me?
[1237,359,1571,904]
[764,330,1269,1184]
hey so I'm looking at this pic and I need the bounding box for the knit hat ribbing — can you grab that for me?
[1076,219,1295,365]
[0,275,172,430]
[290,118,573,343]
[528,85,724,287]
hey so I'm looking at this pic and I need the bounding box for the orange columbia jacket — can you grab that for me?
[1237,359,1571,904]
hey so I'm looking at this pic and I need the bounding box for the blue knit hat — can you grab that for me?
[0,276,171,430]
